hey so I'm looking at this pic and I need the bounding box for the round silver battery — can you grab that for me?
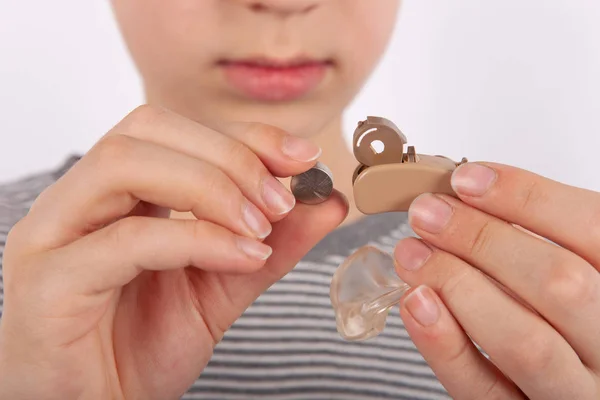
[290,161,334,205]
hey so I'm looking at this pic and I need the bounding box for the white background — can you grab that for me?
[1,1,599,191]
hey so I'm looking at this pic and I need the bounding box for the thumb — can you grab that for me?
[216,189,349,316]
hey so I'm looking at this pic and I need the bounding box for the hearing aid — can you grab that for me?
[329,116,469,342]
[352,116,467,214]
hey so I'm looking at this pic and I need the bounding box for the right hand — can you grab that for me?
[0,105,348,400]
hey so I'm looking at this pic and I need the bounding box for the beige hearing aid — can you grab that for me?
[329,117,470,342]
[352,116,468,214]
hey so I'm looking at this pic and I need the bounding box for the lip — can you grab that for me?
[218,57,333,102]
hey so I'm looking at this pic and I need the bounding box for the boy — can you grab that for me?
[1,1,599,399]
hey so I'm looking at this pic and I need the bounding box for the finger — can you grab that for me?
[188,190,349,342]
[399,285,525,400]
[408,193,600,370]
[450,162,600,267]
[203,119,323,174]
[18,217,272,298]
[246,190,348,292]
[26,136,272,249]
[394,238,597,399]
[110,105,321,218]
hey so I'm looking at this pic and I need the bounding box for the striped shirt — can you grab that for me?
[0,156,449,399]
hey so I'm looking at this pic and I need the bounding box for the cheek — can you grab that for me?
[339,0,400,82]
[112,0,219,78]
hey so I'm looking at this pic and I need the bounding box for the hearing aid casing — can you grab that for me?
[352,116,467,214]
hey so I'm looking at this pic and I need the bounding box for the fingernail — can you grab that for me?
[451,163,497,197]
[263,176,296,215]
[404,286,440,327]
[282,135,322,162]
[237,236,272,260]
[409,194,453,233]
[242,202,272,239]
[395,239,432,271]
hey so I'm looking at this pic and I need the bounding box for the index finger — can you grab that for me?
[109,105,322,177]
[450,162,600,267]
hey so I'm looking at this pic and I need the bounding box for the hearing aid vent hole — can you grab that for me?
[370,140,385,155]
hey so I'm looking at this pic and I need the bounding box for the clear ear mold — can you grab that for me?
[330,246,410,341]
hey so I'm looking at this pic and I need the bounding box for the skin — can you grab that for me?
[0,1,398,399]
[0,1,599,399]
[395,165,600,399]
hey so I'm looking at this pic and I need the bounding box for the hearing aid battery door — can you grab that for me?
[353,154,459,214]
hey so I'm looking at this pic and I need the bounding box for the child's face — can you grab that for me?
[112,0,400,136]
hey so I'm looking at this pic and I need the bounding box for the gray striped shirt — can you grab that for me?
[0,156,449,399]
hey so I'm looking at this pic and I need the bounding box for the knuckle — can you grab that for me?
[439,266,473,302]
[518,179,547,212]
[246,121,286,142]
[194,163,232,197]
[127,104,168,127]
[227,140,260,169]
[476,373,505,400]
[543,258,597,310]
[4,217,28,250]
[187,164,240,212]
[467,220,494,258]
[28,183,54,213]
[184,220,208,266]
[440,335,472,365]
[226,142,267,193]
[188,219,211,241]
[107,104,169,141]
[2,250,48,302]
[507,330,556,376]
[110,217,148,248]
[2,231,26,281]
[3,218,44,277]
[93,134,136,165]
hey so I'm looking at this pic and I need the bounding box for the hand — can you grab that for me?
[394,162,600,399]
[0,105,348,400]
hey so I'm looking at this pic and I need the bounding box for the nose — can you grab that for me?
[234,0,322,15]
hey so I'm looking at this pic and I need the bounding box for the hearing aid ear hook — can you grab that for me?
[351,116,468,215]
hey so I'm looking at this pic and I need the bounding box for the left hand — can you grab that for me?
[394,162,600,399]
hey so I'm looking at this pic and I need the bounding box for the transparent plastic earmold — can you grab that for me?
[330,246,411,341]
